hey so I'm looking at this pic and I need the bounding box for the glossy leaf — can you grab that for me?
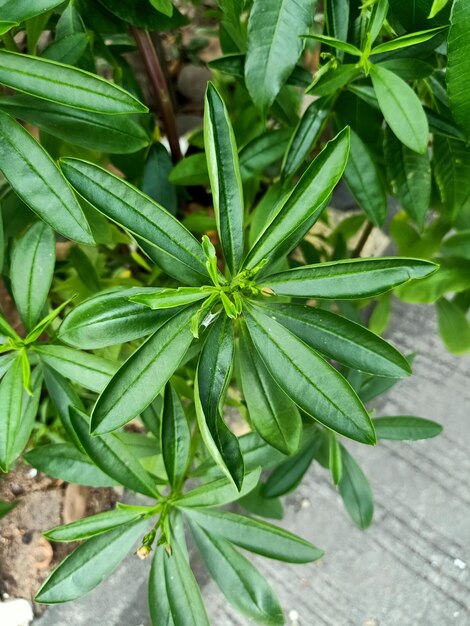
[204,83,244,275]
[70,407,159,497]
[262,302,410,378]
[325,0,349,42]
[244,304,375,444]
[161,384,191,489]
[436,297,470,355]
[304,33,360,56]
[429,0,450,18]
[60,159,210,286]
[239,323,302,454]
[0,356,23,472]
[433,136,470,221]
[44,508,145,542]
[130,287,211,310]
[11,367,43,462]
[0,0,63,22]
[189,521,284,625]
[338,445,374,529]
[447,0,470,139]
[307,64,360,97]
[239,129,292,180]
[175,469,261,508]
[260,257,438,299]
[384,126,431,229]
[0,50,147,114]
[370,26,446,55]
[11,222,55,330]
[25,443,118,488]
[372,416,443,440]
[0,499,17,518]
[195,314,243,488]
[91,305,197,435]
[244,128,350,271]
[0,95,149,154]
[329,433,342,485]
[0,112,93,244]
[370,64,428,154]
[183,508,323,563]
[245,0,314,112]
[36,519,149,603]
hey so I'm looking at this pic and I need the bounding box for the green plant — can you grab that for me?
[0,0,462,623]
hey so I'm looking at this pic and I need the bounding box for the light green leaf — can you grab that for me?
[60,159,210,286]
[130,287,211,310]
[436,297,470,355]
[338,445,374,529]
[11,222,55,330]
[91,305,197,435]
[307,64,360,96]
[0,0,64,22]
[0,356,23,472]
[370,64,428,153]
[239,322,302,455]
[0,112,93,244]
[11,367,43,461]
[429,0,450,19]
[161,384,191,489]
[370,26,446,54]
[175,468,261,508]
[245,0,314,112]
[169,153,209,187]
[36,518,149,603]
[0,21,17,35]
[372,416,443,440]
[244,304,375,445]
[261,257,438,299]
[44,508,145,542]
[328,433,342,485]
[0,49,147,114]
[447,0,470,139]
[244,128,350,271]
[304,33,361,56]
[189,521,284,625]
[433,136,470,222]
[0,499,18,518]
[441,231,470,260]
[204,83,244,275]
[149,0,173,17]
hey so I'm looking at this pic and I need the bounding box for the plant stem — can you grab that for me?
[352,220,374,258]
[131,27,182,162]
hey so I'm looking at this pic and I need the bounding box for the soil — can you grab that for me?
[0,463,118,615]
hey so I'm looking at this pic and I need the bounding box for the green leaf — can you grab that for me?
[161,383,191,489]
[239,128,292,181]
[175,468,261,508]
[380,58,434,81]
[244,128,350,271]
[42,32,89,65]
[0,112,93,244]
[372,416,443,440]
[44,508,145,542]
[370,26,446,55]
[11,366,43,461]
[304,33,361,56]
[149,0,173,17]
[149,541,210,626]
[441,231,470,260]
[397,262,470,303]
[384,126,431,229]
[282,97,331,179]
[433,136,470,222]
[306,64,360,97]
[142,142,177,215]
[169,153,209,187]
[60,158,210,286]
[0,315,20,341]
[369,64,428,154]
[183,508,323,563]
[0,0,63,22]
[59,288,175,349]
[436,297,470,355]
[91,305,196,435]
[195,314,243,488]
[262,431,323,498]
[338,445,374,529]
[342,127,387,226]
[0,22,17,36]
[325,0,349,42]
[189,521,284,625]
[329,433,343,485]
[429,0,450,19]
[70,407,159,497]
[244,304,375,445]
[239,485,284,520]
[25,443,118,488]
[0,95,149,154]
[98,0,188,31]
[0,353,16,381]
[368,0,389,43]
[388,0,451,30]
[262,302,410,378]
[0,50,147,114]
[447,0,470,139]
[36,518,149,603]
[34,345,118,393]
[0,499,18,518]
[239,323,302,455]
[130,287,211,310]
[204,83,244,275]
[260,257,438,299]
[0,356,23,472]
[245,0,314,112]
[11,222,55,330]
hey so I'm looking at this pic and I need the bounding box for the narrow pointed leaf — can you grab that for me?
[36,518,149,603]
[239,129,292,181]
[183,508,323,563]
[436,297,470,355]
[189,521,284,625]
[372,416,443,440]
[195,314,243,488]
[261,302,411,378]
[446,0,470,139]
[434,136,470,222]
[239,323,302,455]
[60,159,210,285]
[338,445,374,529]
[0,0,66,22]
[161,384,191,489]
[0,112,93,244]
[130,287,211,310]
[244,128,350,271]
[0,50,147,114]
[91,305,197,435]
[204,83,244,274]
[44,508,145,542]
[175,468,261,508]
[244,304,375,445]
[370,26,446,54]
[304,33,361,56]
[260,257,438,299]
[11,367,43,462]
[0,356,23,472]
[370,64,428,154]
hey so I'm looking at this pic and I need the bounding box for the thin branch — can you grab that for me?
[352,220,374,258]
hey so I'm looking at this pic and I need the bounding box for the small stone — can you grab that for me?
[177,65,211,104]
[0,598,34,626]
[453,558,466,570]
[301,498,311,509]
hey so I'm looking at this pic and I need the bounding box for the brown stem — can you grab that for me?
[131,27,182,162]
[352,220,374,258]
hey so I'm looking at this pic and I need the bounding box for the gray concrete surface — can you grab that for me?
[36,301,470,626]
